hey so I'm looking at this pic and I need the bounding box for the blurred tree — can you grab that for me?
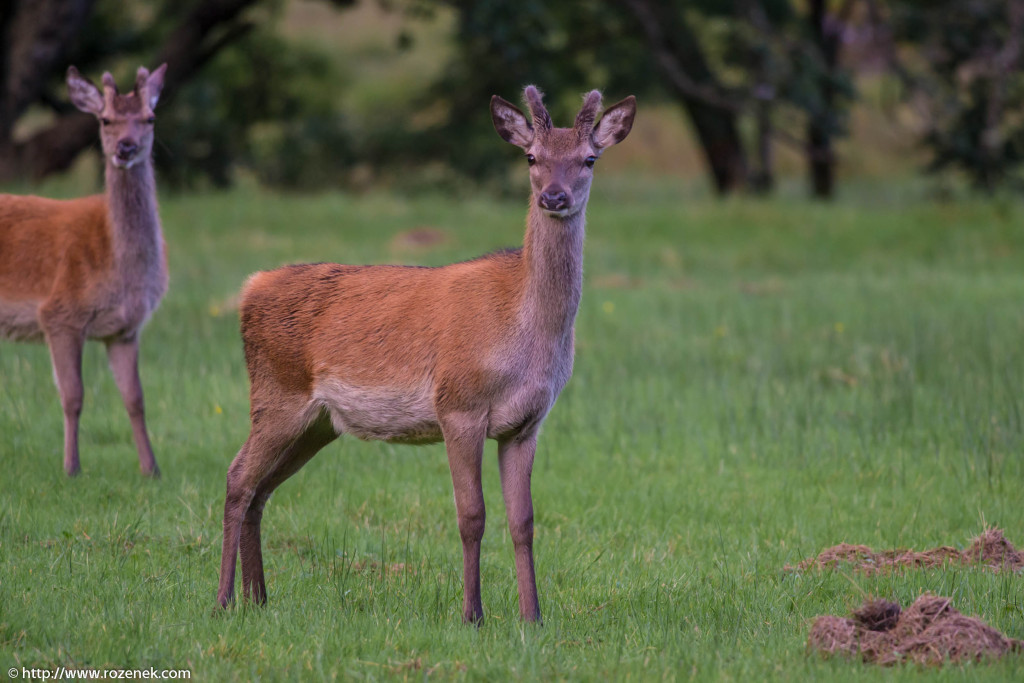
[392,0,856,197]
[871,0,1024,191]
[0,0,356,188]
[620,0,748,194]
[618,0,857,197]
[0,0,262,183]
[0,0,97,181]
[16,0,1020,195]
[150,20,355,189]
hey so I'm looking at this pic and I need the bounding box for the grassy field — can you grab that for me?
[1,178,1023,680]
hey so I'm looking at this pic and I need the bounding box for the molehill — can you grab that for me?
[807,595,1022,665]
[788,527,1024,575]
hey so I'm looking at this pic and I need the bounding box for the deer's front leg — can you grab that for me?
[44,326,86,476]
[441,413,487,624]
[498,434,541,622]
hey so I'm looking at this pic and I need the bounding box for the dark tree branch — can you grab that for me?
[621,0,743,112]
[2,0,260,181]
[0,0,96,138]
[151,0,260,95]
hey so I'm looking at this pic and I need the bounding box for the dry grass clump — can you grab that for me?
[788,528,1024,575]
[808,595,1023,665]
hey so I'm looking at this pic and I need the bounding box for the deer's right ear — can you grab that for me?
[67,66,104,115]
[491,96,534,148]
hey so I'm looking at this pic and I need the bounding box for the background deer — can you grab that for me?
[217,86,635,623]
[0,64,167,477]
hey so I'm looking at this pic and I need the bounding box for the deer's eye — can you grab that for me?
[100,118,111,126]
[526,154,536,166]
[584,156,597,168]
[146,116,155,125]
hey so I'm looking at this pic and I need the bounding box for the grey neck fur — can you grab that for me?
[520,202,586,338]
[104,158,163,279]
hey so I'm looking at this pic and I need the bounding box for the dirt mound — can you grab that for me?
[788,528,1024,575]
[808,595,1023,665]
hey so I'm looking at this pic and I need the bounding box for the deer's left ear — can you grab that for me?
[491,95,534,148]
[143,64,167,110]
[592,96,636,149]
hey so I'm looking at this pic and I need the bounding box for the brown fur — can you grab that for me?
[0,64,167,476]
[217,86,636,623]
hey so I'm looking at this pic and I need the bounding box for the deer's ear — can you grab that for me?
[67,66,104,115]
[144,63,167,110]
[592,96,636,149]
[491,95,534,148]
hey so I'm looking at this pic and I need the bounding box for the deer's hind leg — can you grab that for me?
[239,413,337,604]
[217,404,335,608]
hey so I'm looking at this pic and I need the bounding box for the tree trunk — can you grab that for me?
[622,0,748,194]
[685,102,748,194]
[807,0,840,199]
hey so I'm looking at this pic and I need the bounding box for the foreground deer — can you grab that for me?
[0,65,167,477]
[217,86,635,622]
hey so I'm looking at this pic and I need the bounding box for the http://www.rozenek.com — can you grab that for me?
[10,667,191,680]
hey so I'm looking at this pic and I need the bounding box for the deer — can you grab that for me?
[0,64,168,477]
[216,86,635,623]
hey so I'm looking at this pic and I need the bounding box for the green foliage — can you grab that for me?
[702,3,856,140]
[14,0,1024,193]
[47,0,354,190]
[156,29,353,189]
[890,0,1024,191]
[1,184,1023,678]
[381,0,665,181]
[388,0,857,192]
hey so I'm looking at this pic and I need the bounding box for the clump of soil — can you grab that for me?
[807,595,1023,665]
[787,528,1024,575]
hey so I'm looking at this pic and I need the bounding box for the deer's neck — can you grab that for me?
[104,159,163,276]
[519,201,586,338]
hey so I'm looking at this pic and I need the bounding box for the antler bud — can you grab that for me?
[574,90,603,138]
[523,85,552,132]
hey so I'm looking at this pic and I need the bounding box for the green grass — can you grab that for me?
[2,179,1023,680]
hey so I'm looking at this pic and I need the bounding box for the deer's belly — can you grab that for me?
[0,297,43,341]
[312,378,443,444]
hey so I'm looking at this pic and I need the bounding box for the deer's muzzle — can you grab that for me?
[539,189,570,212]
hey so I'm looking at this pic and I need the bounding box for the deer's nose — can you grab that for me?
[116,140,138,160]
[539,189,570,211]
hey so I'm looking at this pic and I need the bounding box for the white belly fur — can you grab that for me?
[0,298,43,342]
[310,335,572,446]
[311,378,442,444]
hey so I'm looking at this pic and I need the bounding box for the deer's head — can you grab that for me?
[491,86,635,218]
[67,64,167,170]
